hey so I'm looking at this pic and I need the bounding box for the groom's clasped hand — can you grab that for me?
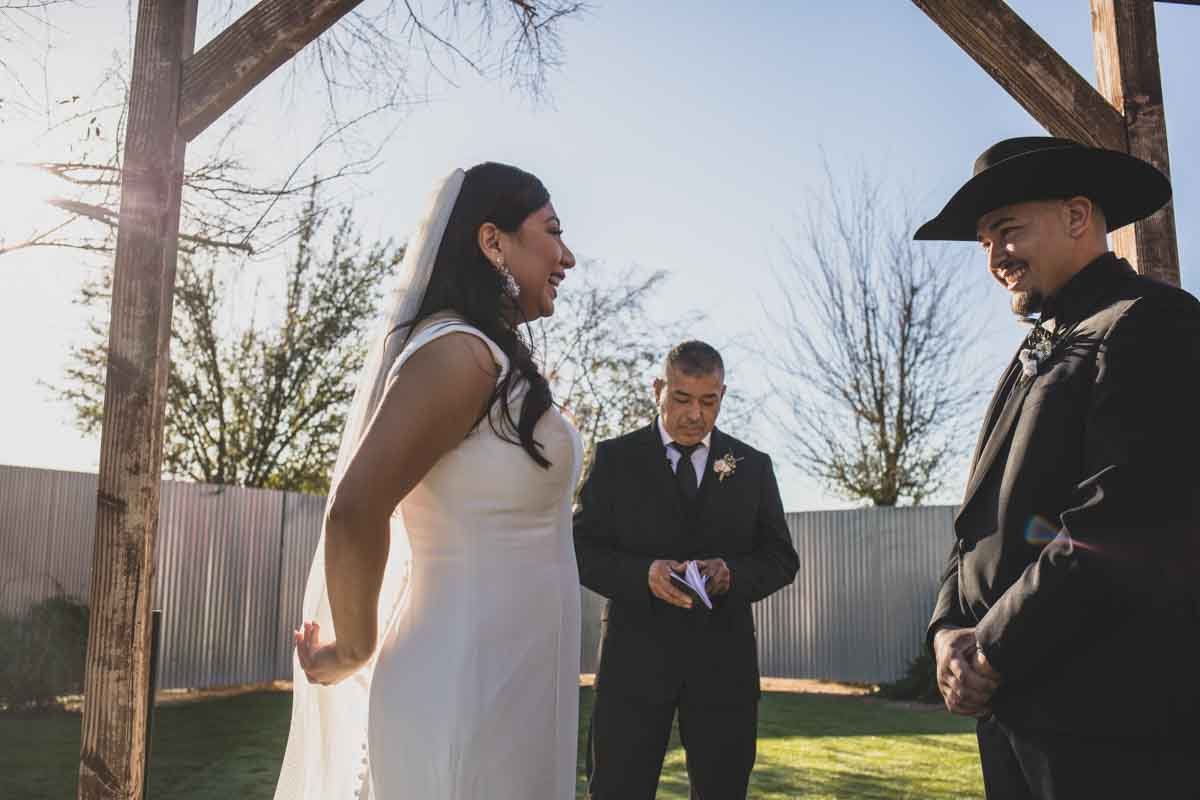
[932,626,1001,719]
[648,558,730,609]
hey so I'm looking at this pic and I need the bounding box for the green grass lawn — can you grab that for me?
[1,689,982,799]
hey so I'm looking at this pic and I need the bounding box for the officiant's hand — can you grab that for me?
[648,560,693,609]
[933,626,999,718]
[697,558,731,596]
[295,621,367,686]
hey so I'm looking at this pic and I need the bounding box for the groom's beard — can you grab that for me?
[1011,287,1044,317]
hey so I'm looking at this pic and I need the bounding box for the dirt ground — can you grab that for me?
[58,674,919,713]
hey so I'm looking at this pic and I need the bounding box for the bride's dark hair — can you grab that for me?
[407,161,555,468]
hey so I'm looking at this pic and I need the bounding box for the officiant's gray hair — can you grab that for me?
[663,340,724,379]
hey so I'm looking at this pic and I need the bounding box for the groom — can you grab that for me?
[574,340,799,800]
[917,137,1200,797]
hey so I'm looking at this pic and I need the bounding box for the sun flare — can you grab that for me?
[0,162,68,248]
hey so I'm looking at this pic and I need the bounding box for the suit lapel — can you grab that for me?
[693,429,727,523]
[960,366,1034,513]
[639,421,683,518]
[966,356,1021,477]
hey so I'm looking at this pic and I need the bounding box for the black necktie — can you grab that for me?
[670,441,701,501]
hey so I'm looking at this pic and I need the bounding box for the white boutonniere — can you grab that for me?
[1017,317,1059,378]
[713,451,744,482]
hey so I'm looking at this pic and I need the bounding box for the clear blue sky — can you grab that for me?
[1,1,1197,510]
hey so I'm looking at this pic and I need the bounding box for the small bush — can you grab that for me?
[878,648,942,704]
[0,595,89,712]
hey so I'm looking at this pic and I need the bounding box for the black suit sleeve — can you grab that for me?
[573,441,655,610]
[725,455,800,603]
[926,546,970,654]
[976,294,1200,680]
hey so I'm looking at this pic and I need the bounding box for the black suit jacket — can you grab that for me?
[574,422,799,705]
[929,254,1200,737]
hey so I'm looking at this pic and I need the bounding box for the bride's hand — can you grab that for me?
[294,621,365,686]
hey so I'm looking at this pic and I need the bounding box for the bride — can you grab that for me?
[273,163,582,799]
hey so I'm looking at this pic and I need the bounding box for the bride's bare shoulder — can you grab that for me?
[401,330,501,386]
[330,331,501,519]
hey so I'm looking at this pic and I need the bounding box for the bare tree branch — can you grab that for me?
[763,165,985,506]
[2,1,585,260]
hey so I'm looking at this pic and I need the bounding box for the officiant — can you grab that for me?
[918,136,1200,798]
[574,340,799,800]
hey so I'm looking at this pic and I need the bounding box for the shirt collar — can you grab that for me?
[657,417,711,450]
[1039,251,1135,327]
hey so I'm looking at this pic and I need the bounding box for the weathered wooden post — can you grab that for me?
[78,4,197,796]
[912,0,1185,286]
[79,2,367,797]
[1091,0,1179,284]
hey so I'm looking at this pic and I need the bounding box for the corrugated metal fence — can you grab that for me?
[0,464,953,687]
[753,507,955,683]
[0,466,327,690]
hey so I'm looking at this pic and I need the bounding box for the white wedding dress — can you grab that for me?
[364,315,583,798]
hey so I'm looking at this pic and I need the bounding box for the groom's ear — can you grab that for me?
[652,377,665,403]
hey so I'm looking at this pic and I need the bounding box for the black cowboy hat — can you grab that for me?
[913,136,1171,241]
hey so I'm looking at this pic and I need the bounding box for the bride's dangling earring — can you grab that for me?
[495,256,521,298]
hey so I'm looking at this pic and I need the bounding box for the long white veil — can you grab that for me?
[273,169,465,800]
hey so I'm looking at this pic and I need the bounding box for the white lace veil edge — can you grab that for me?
[272,169,466,800]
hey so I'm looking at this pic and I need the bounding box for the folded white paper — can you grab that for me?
[669,560,713,610]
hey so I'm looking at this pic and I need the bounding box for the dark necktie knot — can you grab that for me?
[670,441,701,458]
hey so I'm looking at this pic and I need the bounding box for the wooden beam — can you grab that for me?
[177,0,366,141]
[912,0,1126,150]
[1091,0,1181,285]
[77,1,197,798]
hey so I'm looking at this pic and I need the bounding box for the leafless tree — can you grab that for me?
[534,266,677,483]
[766,167,983,506]
[278,0,587,110]
[0,110,381,258]
[0,2,75,107]
[0,0,586,259]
